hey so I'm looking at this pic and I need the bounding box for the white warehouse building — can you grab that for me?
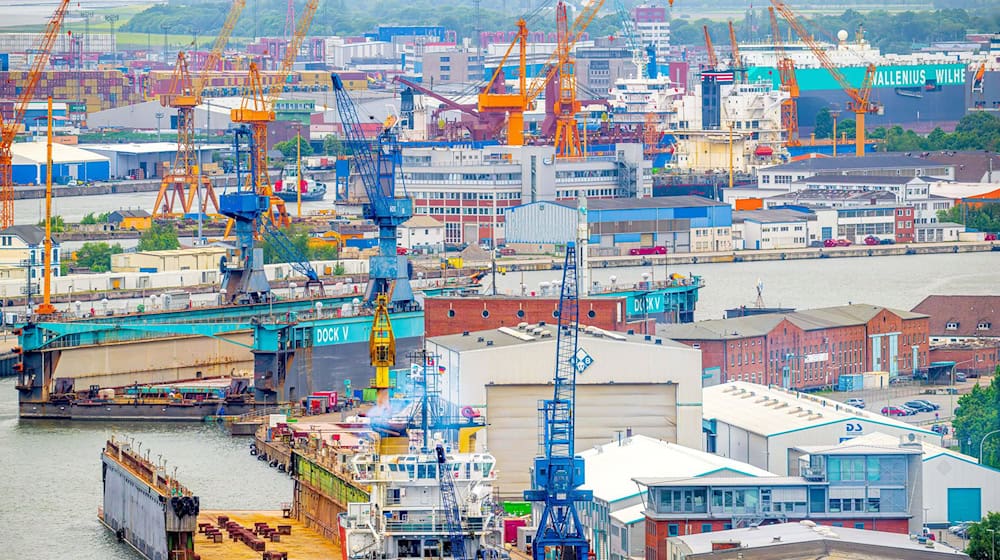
[703,382,942,476]
[427,323,704,497]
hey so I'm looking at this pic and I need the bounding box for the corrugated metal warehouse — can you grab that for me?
[503,196,734,253]
[11,141,109,185]
[703,382,941,476]
[426,323,703,497]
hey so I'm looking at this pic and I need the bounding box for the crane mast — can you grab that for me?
[524,242,593,560]
[0,0,70,228]
[771,0,879,156]
[153,0,245,218]
[231,0,319,228]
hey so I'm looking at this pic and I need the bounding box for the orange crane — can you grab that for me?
[0,0,70,228]
[703,25,718,69]
[972,61,987,109]
[479,0,604,156]
[153,0,246,218]
[771,0,879,156]
[728,21,743,78]
[231,0,319,229]
[768,6,799,146]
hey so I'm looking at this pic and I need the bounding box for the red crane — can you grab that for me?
[769,6,799,146]
[0,0,71,228]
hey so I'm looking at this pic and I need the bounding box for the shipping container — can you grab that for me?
[837,373,864,392]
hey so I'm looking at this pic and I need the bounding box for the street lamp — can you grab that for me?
[104,14,119,63]
[155,112,164,142]
[987,527,996,560]
[980,429,1000,465]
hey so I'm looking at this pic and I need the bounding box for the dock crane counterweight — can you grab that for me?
[524,241,593,560]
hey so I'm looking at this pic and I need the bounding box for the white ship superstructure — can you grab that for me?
[340,440,506,560]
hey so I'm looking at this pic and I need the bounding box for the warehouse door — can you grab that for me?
[485,383,677,499]
[947,488,981,524]
[640,233,654,246]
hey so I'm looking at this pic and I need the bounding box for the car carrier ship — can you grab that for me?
[741,30,972,134]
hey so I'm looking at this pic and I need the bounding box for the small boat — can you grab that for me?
[274,165,327,202]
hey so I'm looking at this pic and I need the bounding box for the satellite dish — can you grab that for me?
[908,433,916,442]
[837,29,849,42]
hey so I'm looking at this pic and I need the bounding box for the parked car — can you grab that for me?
[950,522,973,534]
[845,398,866,409]
[836,239,852,247]
[881,406,909,417]
[809,240,825,248]
[931,424,950,435]
[955,372,968,383]
[823,239,838,247]
[498,247,516,256]
[912,399,940,411]
[864,235,880,245]
[985,233,997,241]
[904,400,936,413]
[879,238,896,245]
[629,246,667,256]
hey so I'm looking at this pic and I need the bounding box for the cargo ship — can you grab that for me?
[99,437,200,560]
[740,31,972,134]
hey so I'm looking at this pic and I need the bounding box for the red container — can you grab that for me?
[504,518,527,544]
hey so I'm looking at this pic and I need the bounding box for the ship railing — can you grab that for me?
[385,519,485,532]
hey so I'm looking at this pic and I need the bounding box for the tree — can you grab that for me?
[137,222,180,252]
[938,203,1000,232]
[814,108,833,139]
[323,134,346,156]
[952,373,1000,466]
[837,119,857,140]
[274,135,313,161]
[80,211,110,225]
[966,511,1000,560]
[74,242,123,273]
[36,215,66,233]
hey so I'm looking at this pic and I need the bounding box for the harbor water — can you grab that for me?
[494,251,999,320]
[0,377,293,559]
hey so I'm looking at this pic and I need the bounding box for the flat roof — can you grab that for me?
[580,435,774,502]
[732,209,816,224]
[430,322,690,353]
[85,142,230,154]
[609,503,645,525]
[701,382,938,439]
[556,195,728,211]
[762,154,950,173]
[796,174,919,185]
[635,475,806,487]
[670,521,967,556]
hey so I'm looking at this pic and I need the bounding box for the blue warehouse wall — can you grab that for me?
[13,161,110,185]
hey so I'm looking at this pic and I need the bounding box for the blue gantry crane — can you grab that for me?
[331,74,415,310]
[219,125,320,304]
[524,242,593,560]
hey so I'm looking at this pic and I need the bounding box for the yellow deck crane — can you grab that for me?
[768,6,800,147]
[153,0,246,218]
[230,0,319,230]
[771,0,879,157]
[368,293,395,407]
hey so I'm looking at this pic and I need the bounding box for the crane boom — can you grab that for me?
[0,0,70,228]
[193,0,246,100]
[769,6,799,146]
[771,0,878,156]
[613,0,647,78]
[523,0,604,104]
[728,21,743,74]
[703,25,718,69]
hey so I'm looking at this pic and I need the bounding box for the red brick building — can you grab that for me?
[658,304,930,390]
[424,295,654,337]
[912,295,1000,344]
[929,343,1000,378]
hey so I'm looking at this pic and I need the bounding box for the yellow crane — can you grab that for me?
[230,0,319,229]
[153,0,246,217]
[478,0,604,156]
[771,0,879,156]
[369,293,395,407]
[768,6,799,146]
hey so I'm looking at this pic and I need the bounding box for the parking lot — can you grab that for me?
[824,375,993,432]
